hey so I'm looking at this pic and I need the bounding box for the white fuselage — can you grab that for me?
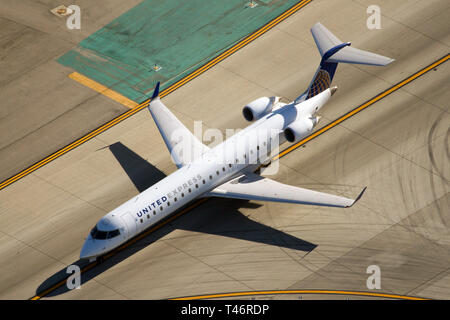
[80,89,332,259]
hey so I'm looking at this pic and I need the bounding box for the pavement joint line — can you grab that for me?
[334,111,449,183]
[29,53,449,300]
[405,263,450,297]
[0,0,313,192]
[274,53,450,160]
[359,193,450,264]
[30,197,210,300]
[163,241,256,293]
[328,197,450,297]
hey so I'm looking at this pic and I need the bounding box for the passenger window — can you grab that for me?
[160,206,163,211]
[140,219,143,223]
[167,202,170,206]
[174,197,177,202]
[195,184,198,188]
[188,188,191,193]
[228,164,232,168]
[209,175,212,180]
[182,193,184,197]
[202,179,205,184]
[147,214,150,219]
[153,210,156,215]
[216,171,219,175]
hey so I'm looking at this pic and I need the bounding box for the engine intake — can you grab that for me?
[242,97,275,122]
[284,116,320,143]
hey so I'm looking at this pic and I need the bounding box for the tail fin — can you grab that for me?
[296,23,394,102]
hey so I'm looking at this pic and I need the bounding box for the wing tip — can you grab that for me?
[347,186,367,208]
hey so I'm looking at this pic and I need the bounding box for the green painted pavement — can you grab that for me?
[58,0,301,103]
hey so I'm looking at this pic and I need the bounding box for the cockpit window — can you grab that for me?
[90,226,120,240]
[107,229,120,239]
[90,226,107,239]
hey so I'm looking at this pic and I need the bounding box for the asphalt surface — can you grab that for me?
[0,0,448,299]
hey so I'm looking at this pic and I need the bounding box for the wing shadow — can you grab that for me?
[36,143,316,297]
[108,142,166,192]
[176,197,317,252]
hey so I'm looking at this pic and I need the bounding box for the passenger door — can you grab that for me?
[120,212,137,239]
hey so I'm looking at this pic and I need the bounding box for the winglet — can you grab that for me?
[151,82,160,100]
[347,187,367,208]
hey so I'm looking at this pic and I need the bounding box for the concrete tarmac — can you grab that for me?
[0,0,449,299]
[0,0,142,182]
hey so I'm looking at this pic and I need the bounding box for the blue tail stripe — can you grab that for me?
[321,42,351,63]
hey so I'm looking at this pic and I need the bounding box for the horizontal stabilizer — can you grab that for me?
[311,23,394,66]
[311,22,343,56]
[327,46,394,66]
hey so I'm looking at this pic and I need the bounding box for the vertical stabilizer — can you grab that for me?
[296,23,394,103]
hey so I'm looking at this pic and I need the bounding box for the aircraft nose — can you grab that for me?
[80,238,98,260]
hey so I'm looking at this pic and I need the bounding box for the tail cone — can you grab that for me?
[330,86,338,96]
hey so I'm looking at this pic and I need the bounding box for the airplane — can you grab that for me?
[80,23,394,261]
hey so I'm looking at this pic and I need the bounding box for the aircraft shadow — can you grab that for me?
[108,142,166,192]
[36,142,316,297]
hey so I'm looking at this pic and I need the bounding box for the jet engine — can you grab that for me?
[242,97,275,122]
[283,116,320,143]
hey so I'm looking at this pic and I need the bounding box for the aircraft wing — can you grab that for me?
[206,173,366,208]
[147,83,209,168]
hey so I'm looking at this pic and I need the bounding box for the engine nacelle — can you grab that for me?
[242,97,275,122]
[284,116,320,143]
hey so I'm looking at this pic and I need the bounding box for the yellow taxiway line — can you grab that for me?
[172,290,428,300]
[28,0,314,301]
[30,198,209,300]
[0,0,313,192]
[69,72,138,109]
[275,53,450,159]
[29,52,449,300]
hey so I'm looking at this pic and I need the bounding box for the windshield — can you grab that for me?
[107,229,121,239]
[90,226,120,240]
